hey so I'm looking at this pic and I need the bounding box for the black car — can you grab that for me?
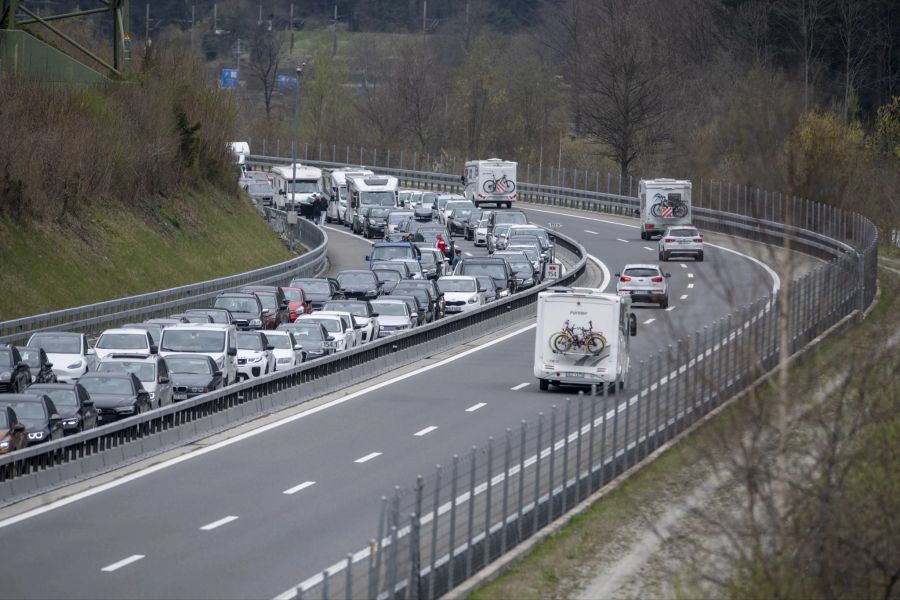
[0,393,63,445]
[16,346,56,384]
[393,279,445,318]
[169,312,214,324]
[370,261,412,280]
[447,208,476,235]
[335,270,382,300]
[391,286,437,322]
[213,292,265,330]
[277,322,333,360]
[0,346,32,394]
[241,288,290,329]
[289,278,343,310]
[77,372,152,423]
[372,268,402,294]
[495,251,537,289]
[487,209,528,233]
[454,257,518,297]
[389,294,427,326]
[415,248,446,280]
[184,308,235,325]
[164,354,224,401]
[415,226,456,258]
[361,206,392,239]
[462,209,485,240]
[26,383,97,433]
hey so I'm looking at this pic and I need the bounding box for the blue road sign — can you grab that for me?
[277,74,299,90]
[222,68,238,89]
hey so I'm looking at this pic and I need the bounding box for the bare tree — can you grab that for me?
[393,39,441,153]
[775,0,828,112]
[836,0,873,119]
[247,26,285,119]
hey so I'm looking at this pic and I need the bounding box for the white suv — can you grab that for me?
[235,331,275,380]
[616,264,671,308]
[96,353,174,408]
[94,328,156,361]
[659,226,704,262]
[264,330,304,370]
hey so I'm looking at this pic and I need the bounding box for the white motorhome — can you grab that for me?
[533,287,636,391]
[638,178,692,240]
[322,167,374,224]
[271,163,324,210]
[463,158,518,208]
[346,175,399,231]
[229,141,250,167]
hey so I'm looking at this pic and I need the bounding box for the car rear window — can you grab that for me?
[624,268,660,277]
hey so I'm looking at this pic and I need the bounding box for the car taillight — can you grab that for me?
[620,276,632,282]
[651,276,663,282]
[644,224,653,229]
[664,238,674,243]
[694,237,703,242]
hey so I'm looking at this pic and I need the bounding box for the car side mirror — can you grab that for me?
[46,362,53,369]
[633,208,640,216]
[50,413,61,422]
[266,344,274,351]
[227,348,237,356]
[279,189,286,195]
[13,423,25,433]
[614,273,621,277]
[17,361,27,369]
[86,348,96,355]
[281,299,289,307]
[629,314,637,336]
[158,376,169,384]
[327,336,336,341]
[364,255,370,261]
[294,344,303,351]
[354,324,363,330]
[214,370,223,377]
[82,399,94,407]
[371,312,379,317]
[150,345,158,354]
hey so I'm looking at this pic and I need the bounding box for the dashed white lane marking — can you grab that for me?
[680,264,688,269]
[283,481,316,495]
[510,382,530,391]
[464,252,473,256]
[101,555,145,572]
[354,452,382,464]
[666,306,676,312]
[643,318,656,325]
[643,246,654,251]
[616,238,629,243]
[688,283,694,289]
[680,294,689,300]
[584,229,599,235]
[466,402,487,412]
[687,272,694,278]
[414,426,438,437]
[200,516,239,531]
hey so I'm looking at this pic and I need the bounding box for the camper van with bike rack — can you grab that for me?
[322,167,374,225]
[462,158,518,209]
[533,287,636,391]
[638,178,692,240]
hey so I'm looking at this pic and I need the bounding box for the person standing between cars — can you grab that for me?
[451,247,463,269]
[437,233,447,256]
[316,194,328,225]
[310,194,323,224]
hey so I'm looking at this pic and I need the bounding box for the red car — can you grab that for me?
[282,287,312,321]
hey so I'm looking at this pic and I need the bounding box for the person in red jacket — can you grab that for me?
[437,233,447,256]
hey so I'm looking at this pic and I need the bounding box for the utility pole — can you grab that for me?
[290,4,295,54]
[331,3,338,56]
[190,5,195,50]
[145,2,149,42]
[213,2,218,35]
[258,2,262,25]
[291,63,304,217]
[422,0,427,40]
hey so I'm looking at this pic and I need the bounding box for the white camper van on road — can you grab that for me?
[463,158,518,208]
[271,163,324,210]
[346,175,399,232]
[534,287,636,391]
[639,178,692,240]
[322,167,374,224]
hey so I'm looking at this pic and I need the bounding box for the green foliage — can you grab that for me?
[872,96,900,164]
[174,104,203,176]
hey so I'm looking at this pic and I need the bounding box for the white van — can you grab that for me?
[322,167,374,225]
[533,287,636,391]
[638,178,692,240]
[159,324,238,386]
[271,163,324,210]
[229,141,250,166]
[346,175,399,232]
[463,158,518,208]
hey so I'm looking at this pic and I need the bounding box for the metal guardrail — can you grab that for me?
[0,213,328,346]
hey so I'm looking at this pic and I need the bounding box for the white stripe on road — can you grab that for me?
[680,263,687,268]
[687,272,694,278]
[283,481,316,495]
[666,306,676,312]
[101,555,145,572]
[200,516,239,531]
[354,452,382,464]
[643,246,654,251]
[584,229,599,235]
[587,254,612,292]
[616,238,629,243]
[464,252,473,256]
[414,426,438,437]
[643,318,656,325]
[688,283,694,289]
[680,294,689,300]
[466,402,487,412]
[510,382,530,391]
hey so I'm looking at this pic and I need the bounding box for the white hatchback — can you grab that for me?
[265,330,304,370]
[437,276,487,314]
[659,226,704,261]
[235,331,275,380]
[616,264,671,308]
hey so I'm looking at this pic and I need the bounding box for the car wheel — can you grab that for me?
[658,252,664,261]
[539,378,549,391]
[697,252,704,262]
[641,231,647,240]
[662,251,669,261]
[660,297,669,309]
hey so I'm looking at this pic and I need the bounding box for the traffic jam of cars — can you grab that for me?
[0,164,702,450]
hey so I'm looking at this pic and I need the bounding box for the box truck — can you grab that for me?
[638,178,692,240]
[463,158,518,208]
[534,287,636,391]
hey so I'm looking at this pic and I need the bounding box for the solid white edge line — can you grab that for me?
[465,402,487,412]
[200,515,239,531]
[283,481,316,495]
[510,382,530,391]
[584,229,598,235]
[586,254,612,292]
[413,426,438,437]
[0,323,537,531]
[101,554,145,572]
[354,452,382,464]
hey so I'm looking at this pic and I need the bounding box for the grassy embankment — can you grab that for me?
[0,188,292,320]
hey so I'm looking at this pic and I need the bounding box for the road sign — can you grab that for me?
[548,222,563,229]
[221,68,238,89]
[277,74,298,90]
[546,262,561,280]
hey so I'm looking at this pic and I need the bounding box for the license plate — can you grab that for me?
[679,240,691,244]
[175,394,188,401]
[446,306,462,312]
[565,372,587,378]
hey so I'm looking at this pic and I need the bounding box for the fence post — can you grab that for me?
[409,513,420,600]
[598,386,607,485]
[518,420,527,542]
[534,414,543,533]
[428,465,441,600]
[322,569,329,600]
[588,386,597,491]
[448,454,459,588]
[562,400,572,511]
[634,363,643,462]
[373,496,388,598]
[387,525,399,600]
[611,385,620,476]
[575,393,584,502]
[548,407,557,519]
[665,344,674,441]
[466,446,477,579]
[484,437,494,569]
[501,430,511,554]
[345,554,353,600]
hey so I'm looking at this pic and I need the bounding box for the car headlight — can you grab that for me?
[66,361,83,370]
[249,319,263,327]
[524,278,534,286]
[28,431,44,440]
[468,296,478,304]
[0,440,9,449]
[116,406,135,415]
[64,418,79,426]
[189,386,209,393]
[498,289,511,297]
[0,372,9,380]
[148,392,156,400]
[249,355,263,363]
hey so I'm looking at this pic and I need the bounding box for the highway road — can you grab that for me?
[0,205,804,599]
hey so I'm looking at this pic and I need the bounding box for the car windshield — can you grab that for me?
[289,325,325,341]
[324,302,368,317]
[255,294,278,310]
[405,290,429,303]
[248,184,273,194]
[0,411,8,428]
[419,253,437,266]
[287,180,319,193]
[161,330,226,353]
[267,334,293,349]
[451,209,473,219]
[337,273,376,286]
[80,377,134,395]
[503,257,531,269]
[510,247,539,261]
[459,263,506,280]
[624,268,660,278]
[29,333,80,354]
[493,225,511,237]
[371,302,408,316]
[36,389,79,409]
[302,318,341,333]
[193,311,228,324]
[669,229,697,237]
[389,212,413,225]
[130,325,163,344]
[360,191,396,206]
[478,219,489,227]
[98,361,156,382]
[214,297,259,313]
[166,356,213,374]
[282,289,304,302]
[371,246,412,261]
[439,279,477,293]
[237,333,264,350]
[2,401,46,421]
[476,277,495,290]
[494,213,528,225]
[294,280,330,294]
[18,349,41,368]
[97,333,147,350]
[373,269,401,282]
[0,349,12,367]
[368,207,391,218]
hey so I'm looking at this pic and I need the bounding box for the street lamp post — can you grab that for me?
[290,64,304,248]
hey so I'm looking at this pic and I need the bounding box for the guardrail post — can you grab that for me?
[345,553,353,600]
[321,569,330,600]
[500,430,511,555]
[409,512,420,600]
[548,406,557,518]
[517,420,527,541]
[483,437,494,568]
[562,399,572,511]
[428,465,441,600]
[575,393,584,501]
[448,454,459,588]
[466,446,476,579]
[387,525,399,600]
[373,496,387,598]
